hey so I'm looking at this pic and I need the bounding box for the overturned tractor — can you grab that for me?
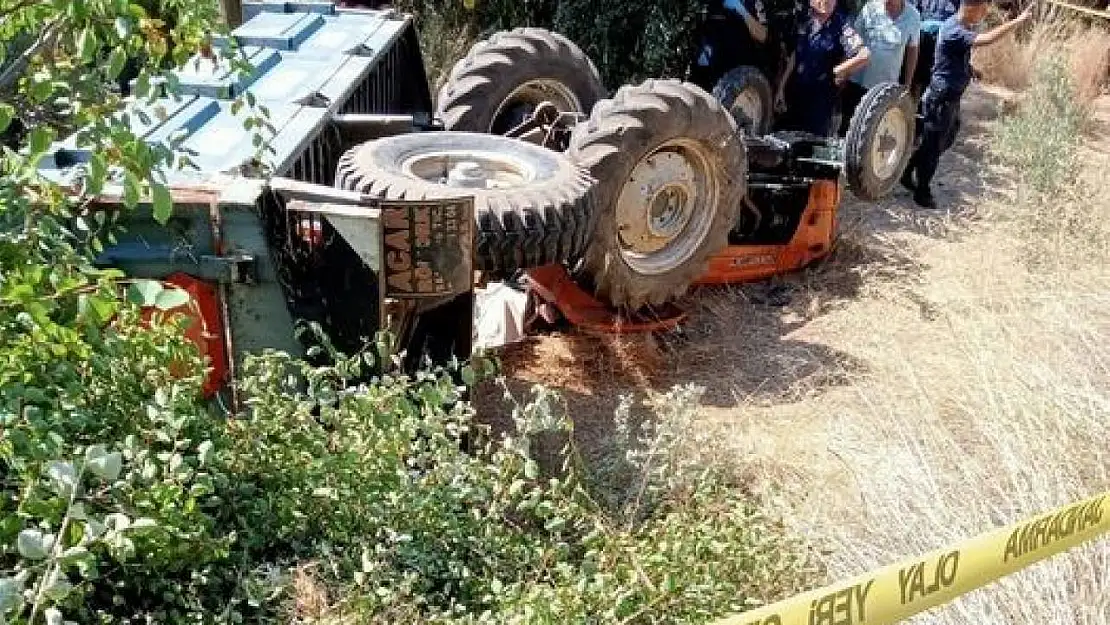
[338,26,916,318]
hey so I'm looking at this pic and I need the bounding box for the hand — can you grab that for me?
[1017,4,1035,23]
[774,91,787,113]
[833,70,848,86]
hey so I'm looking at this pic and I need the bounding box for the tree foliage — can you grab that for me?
[396,0,707,89]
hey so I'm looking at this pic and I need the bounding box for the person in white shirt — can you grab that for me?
[837,0,921,134]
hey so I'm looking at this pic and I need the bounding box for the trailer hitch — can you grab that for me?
[505,101,586,151]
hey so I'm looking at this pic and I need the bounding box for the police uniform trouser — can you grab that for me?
[907,89,961,191]
[784,80,838,137]
[912,31,939,98]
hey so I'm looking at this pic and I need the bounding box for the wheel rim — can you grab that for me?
[614,139,719,276]
[730,87,763,133]
[401,150,536,189]
[871,106,909,180]
[490,80,582,135]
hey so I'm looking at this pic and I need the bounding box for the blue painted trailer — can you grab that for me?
[36,2,443,401]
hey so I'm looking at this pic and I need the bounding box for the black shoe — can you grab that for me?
[900,170,916,192]
[913,190,937,209]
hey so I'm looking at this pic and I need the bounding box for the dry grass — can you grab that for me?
[795,240,1110,624]
[747,92,1110,623]
[975,20,1110,99]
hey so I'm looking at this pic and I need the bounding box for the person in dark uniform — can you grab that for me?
[689,0,773,91]
[773,0,871,137]
[910,0,960,99]
[901,0,1032,208]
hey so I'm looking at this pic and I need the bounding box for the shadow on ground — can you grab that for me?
[473,86,1014,462]
[471,233,913,461]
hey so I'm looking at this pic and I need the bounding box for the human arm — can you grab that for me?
[973,5,1034,47]
[834,47,870,84]
[902,44,919,84]
[775,51,795,112]
[725,0,770,43]
[902,12,921,85]
[834,19,870,85]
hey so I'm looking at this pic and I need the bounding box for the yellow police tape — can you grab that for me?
[715,491,1109,625]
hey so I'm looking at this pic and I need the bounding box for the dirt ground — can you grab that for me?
[474,83,1018,483]
[472,85,1110,622]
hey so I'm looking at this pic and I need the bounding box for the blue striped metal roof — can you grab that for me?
[38,2,411,196]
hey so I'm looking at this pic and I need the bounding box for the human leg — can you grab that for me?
[911,94,959,207]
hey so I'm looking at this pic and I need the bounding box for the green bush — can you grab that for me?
[553,0,705,89]
[398,0,707,91]
[994,54,1088,194]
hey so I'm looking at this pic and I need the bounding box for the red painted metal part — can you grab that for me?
[696,179,840,285]
[524,265,688,334]
[523,179,841,334]
[140,273,230,398]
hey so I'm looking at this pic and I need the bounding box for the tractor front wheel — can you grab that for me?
[712,65,774,136]
[568,79,747,311]
[844,82,916,201]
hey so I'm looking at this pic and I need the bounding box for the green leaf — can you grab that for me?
[43,571,72,602]
[58,546,90,565]
[107,47,127,80]
[29,126,54,155]
[0,576,23,614]
[151,182,173,223]
[127,280,162,307]
[135,72,151,98]
[88,295,117,323]
[197,440,214,465]
[154,286,190,311]
[86,445,122,481]
[88,152,107,195]
[114,16,132,38]
[16,529,51,560]
[46,461,78,497]
[0,104,13,134]
[78,27,99,62]
[123,172,141,208]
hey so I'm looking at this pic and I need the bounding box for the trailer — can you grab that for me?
[34,4,543,404]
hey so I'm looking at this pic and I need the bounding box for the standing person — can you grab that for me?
[690,0,772,91]
[901,0,1033,208]
[838,0,921,135]
[911,0,960,98]
[774,0,872,137]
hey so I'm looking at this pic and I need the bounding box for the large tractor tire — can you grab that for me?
[712,65,774,136]
[335,132,597,273]
[568,79,747,311]
[844,82,916,201]
[436,28,607,136]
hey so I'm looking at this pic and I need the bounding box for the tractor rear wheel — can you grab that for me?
[844,82,916,200]
[712,65,774,136]
[335,132,597,273]
[568,79,746,310]
[436,28,607,137]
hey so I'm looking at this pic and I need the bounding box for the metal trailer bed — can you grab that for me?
[36,2,473,402]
